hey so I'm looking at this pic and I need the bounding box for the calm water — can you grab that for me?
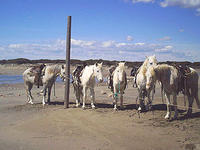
[0,75,107,84]
[0,75,64,84]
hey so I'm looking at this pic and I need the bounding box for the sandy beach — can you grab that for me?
[0,64,200,150]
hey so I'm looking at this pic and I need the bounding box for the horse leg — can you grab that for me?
[113,94,118,110]
[42,86,47,106]
[120,94,123,109]
[194,88,200,109]
[24,83,30,103]
[186,89,193,115]
[133,77,135,88]
[82,87,88,109]
[134,76,137,88]
[47,85,53,105]
[90,88,95,109]
[113,87,118,110]
[75,87,81,107]
[26,83,33,104]
[73,84,80,107]
[138,89,145,111]
[172,94,178,119]
[161,83,164,104]
[164,93,171,119]
[146,90,152,111]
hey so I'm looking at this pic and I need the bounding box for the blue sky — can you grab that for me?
[0,0,200,62]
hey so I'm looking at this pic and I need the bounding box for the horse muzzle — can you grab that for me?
[146,83,151,90]
[99,79,103,83]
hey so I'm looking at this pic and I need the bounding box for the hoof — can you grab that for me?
[46,102,50,105]
[186,110,192,116]
[164,115,170,119]
[186,112,192,118]
[113,107,118,111]
[82,106,86,110]
[76,104,80,108]
[138,107,142,111]
[28,101,33,104]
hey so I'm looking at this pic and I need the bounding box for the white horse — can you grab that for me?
[112,62,127,110]
[23,64,66,105]
[136,55,157,111]
[146,64,200,119]
[75,63,103,109]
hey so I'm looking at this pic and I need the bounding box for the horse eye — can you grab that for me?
[150,63,153,65]
[97,70,99,72]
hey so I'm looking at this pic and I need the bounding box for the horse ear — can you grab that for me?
[99,62,103,67]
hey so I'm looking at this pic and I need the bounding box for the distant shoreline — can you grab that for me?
[1,58,200,68]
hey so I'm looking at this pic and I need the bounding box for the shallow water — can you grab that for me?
[0,75,64,84]
[0,75,108,84]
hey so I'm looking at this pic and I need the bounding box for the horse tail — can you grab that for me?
[194,82,200,109]
[195,91,200,109]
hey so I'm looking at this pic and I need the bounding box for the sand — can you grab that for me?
[0,64,200,150]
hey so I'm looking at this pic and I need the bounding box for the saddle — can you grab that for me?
[173,64,191,94]
[72,64,86,85]
[30,64,46,88]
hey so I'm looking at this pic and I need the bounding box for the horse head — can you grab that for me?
[60,65,66,81]
[145,55,157,68]
[115,62,126,82]
[93,62,103,83]
[146,66,156,91]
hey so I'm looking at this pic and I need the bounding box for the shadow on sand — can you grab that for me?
[32,101,200,120]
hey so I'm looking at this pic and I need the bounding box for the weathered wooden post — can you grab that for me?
[64,16,71,108]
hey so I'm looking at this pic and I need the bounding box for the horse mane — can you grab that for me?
[142,58,149,67]
[154,64,174,74]
[46,64,61,75]
[153,64,178,80]
[147,66,156,77]
[139,62,147,76]
[139,55,156,76]
[155,64,171,71]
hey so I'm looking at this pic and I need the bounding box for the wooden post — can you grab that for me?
[64,16,71,108]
